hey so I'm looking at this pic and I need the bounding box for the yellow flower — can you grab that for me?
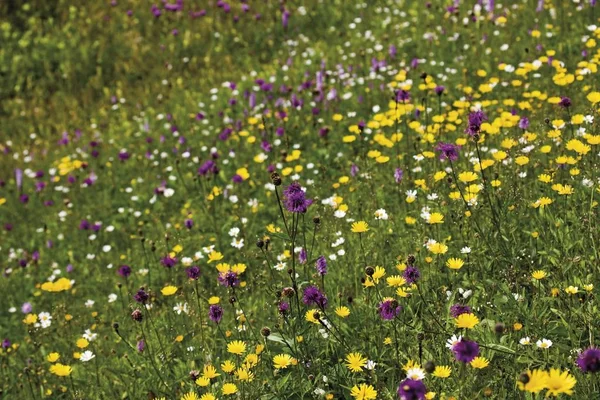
[161,285,177,296]
[432,365,452,378]
[76,338,89,349]
[587,91,600,104]
[273,354,293,369]
[227,340,246,355]
[202,365,220,379]
[195,377,210,387]
[454,313,479,329]
[23,314,37,325]
[517,369,548,393]
[47,353,60,363]
[222,383,238,395]
[200,394,216,400]
[565,286,579,294]
[49,363,72,377]
[532,270,547,280]
[207,251,224,263]
[350,383,377,400]
[208,296,220,305]
[428,242,448,255]
[335,306,350,318]
[221,360,236,373]
[470,357,489,369]
[181,391,200,400]
[546,368,576,396]
[446,258,464,270]
[458,171,478,183]
[345,352,367,372]
[305,310,320,324]
[351,221,369,233]
[235,367,254,381]
[513,322,523,331]
[427,212,444,224]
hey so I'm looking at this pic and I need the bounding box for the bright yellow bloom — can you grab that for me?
[545,369,576,397]
[470,357,489,369]
[76,338,89,349]
[161,285,177,296]
[305,310,320,324]
[221,360,236,373]
[273,354,293,369]
[428,242,448,255]
[350,383,377,400]
[335,306,350,318]
[200,394,216,400]
[432,365,452,378]
[427,212,444,224]
[195,377,210,387]
[41,277,72,292]
[345,352,367,372]
[222,383,238,395]
[532,270,547,280]
[207,251,224,263]
[181,391,200,400]
[202,365,220,379]
[517,369,548,393]
[49,363,72,377]
[351,221,369,233]
[227,340,246,355]
[47,353,60,363]
[446,258,464,270]
[454,313,479,329]
[458,171,478,183]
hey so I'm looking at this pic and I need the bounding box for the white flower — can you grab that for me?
[38,312,52,328]
[173,303,189,315]
[537,339,553,349]
[374,208,389,220]
[231,238,244,249]
[461,246,472,254]
[181,257,193,267]
[108,294,118,303]
[365,360,377,371]
[314,388,326,396]
[85,300,95,308]
[102,245,111,253]
[406,367,426,381]
[228,227,240,237]
[163,188,175,197]
[334,210,346,218]
[446,334,462,349]
[274,262,286,271]
[83,329,98,341]
[519,337,531,345]
[80,351,95,362]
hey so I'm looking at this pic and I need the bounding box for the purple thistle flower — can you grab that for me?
[278,301,290,315]
[117,265,131,278]
[434,85,445,96]
[2,338,11,350]
[450,304,472,318]
[302,285,328,308]
[395,89,411,102]
[133,288,149,304]
[452,339,480,363]
[186,266,201,280]
[283,182,312,213]
[218,271,240,287]
[209,305,223,324]
[559,96,572,108]
[15,168,23,190]
[394,168,404,183]
[315,256,327,276]
[160,255,178,268]
[518,117,529,130]
[577,348,600,373]
[185,219,193,229]
[397,378,427,400]
[298,248,307,264]
[350,164,359,177]
[402,266,420,285]
[137,340,145,352]
[435,142,460,162]
[465,110,487,136]
[378,299,402,320]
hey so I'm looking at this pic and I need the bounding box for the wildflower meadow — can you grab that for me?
[3,1,600,399]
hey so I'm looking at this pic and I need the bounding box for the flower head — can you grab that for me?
[577,347,600,373]
[351,221,369,233]
[397,378,427,400]
[452,339,479,363]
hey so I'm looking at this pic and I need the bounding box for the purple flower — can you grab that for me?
[117,265,131,278]
[186,266,201,280]
[185,219,193,229]
[218,271,240,287]
[15,168,23,190]
[298,248,307,264]
[465,110,487,136]
[402,266,420,285]
[452,339,480,363]
[518,117,529,130]
[315,256,327,276]
[302,285,328,308]
[160,255,178,268]
[2,338,11,349]
[133,288,149,304]
[283,182,312,213]
[378,299,402,320]
[21,302,32,314]
[397,378,427,400]
[436,142,460,162]
[394,168,404,183]
[395,89,411,102]
[137,340,145,352]
[209,305,223,323]
[278,301,290,315]
[450,304,472,318]
[577,348,600,373]
[434,85,445,96]
[559,96,572,108]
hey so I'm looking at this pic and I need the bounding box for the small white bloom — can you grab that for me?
[519,337,531,345]
[80,351,95,362]
[537,339,553,349]
[108,293,118,303]
[85,300,95,308]
[446,334,462,349]
[406,367,426,381]
[173,302,189,315]
[365,360,377,370]
[38,312,52,328]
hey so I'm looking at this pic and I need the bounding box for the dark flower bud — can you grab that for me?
[308,374,315,381]
[282,287,295,298]
[112,322,119,331]
[189,370,201,381]
[270,172,282,186]
[229,296,237,304]
[261,327,271,337]
[417,332,425,341]
[519,372,530,384]
[287,268,293,275]
[256,240,265,249]
[424,361,436,374]
[407,255,416,265]
[131,309,143,322]
[313,311,320,320]
[365,266,375,276]
[495,322,505,334]
[313,216,320,224]
[390,300,399,309]
[347,296,353,304]
[544,118,550,125]
[275,290,282,298]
